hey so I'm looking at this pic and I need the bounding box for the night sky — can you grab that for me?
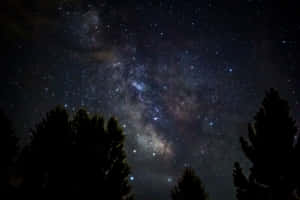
[1,1,300,200]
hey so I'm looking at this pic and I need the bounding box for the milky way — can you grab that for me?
[2,1,300,200]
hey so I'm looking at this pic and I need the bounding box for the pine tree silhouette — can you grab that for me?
[20,106,134,199]
[20,106,73,195]
[71,109,134,199]
[70,108,106,194]
[171,167,208,200]
[233,89,299,200]
[0,109,18,193]
[103,117,134,200]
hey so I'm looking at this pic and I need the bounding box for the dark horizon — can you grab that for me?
[1,1,300,199]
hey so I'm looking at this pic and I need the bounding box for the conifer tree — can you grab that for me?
[233,89,299,200]
[20,106,134,199]
[71,109,134,199]
[171,167,208,200]
[103,117,133,200]
[20,106,73,194]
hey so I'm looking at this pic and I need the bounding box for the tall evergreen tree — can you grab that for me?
[20,106,73,194]
[103,117,133,200]
[20,106,134,199]
[233,89,299,200]
[70,109,106,194]
[0,110,18,192]
[171,167,208,200]
[71,109,134,199]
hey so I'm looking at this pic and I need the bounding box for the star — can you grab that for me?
[132,81,145,92]
[153,117,159,121]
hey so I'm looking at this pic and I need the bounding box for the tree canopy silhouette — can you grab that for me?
[0,109,18,193]
[233,88,299,200]
[71,109,134,199]
[20,106,134,199]
[171,167,208,200]
[20,106,73,194]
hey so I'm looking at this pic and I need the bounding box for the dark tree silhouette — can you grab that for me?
[20,106,134,199]
[70,108,106,194]
[20,106,73,194]
[0,110,18,193]
[233,89,299,200]
[171,167,208,200]
[71,109,134,199]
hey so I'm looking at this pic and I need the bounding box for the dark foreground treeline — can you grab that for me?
[1,107,133,199]
[1,89,300,200]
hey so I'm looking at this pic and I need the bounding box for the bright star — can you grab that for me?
[132,81,145,92]
[153,117,159,121]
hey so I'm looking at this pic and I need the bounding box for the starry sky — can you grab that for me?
[1,1,300,200]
